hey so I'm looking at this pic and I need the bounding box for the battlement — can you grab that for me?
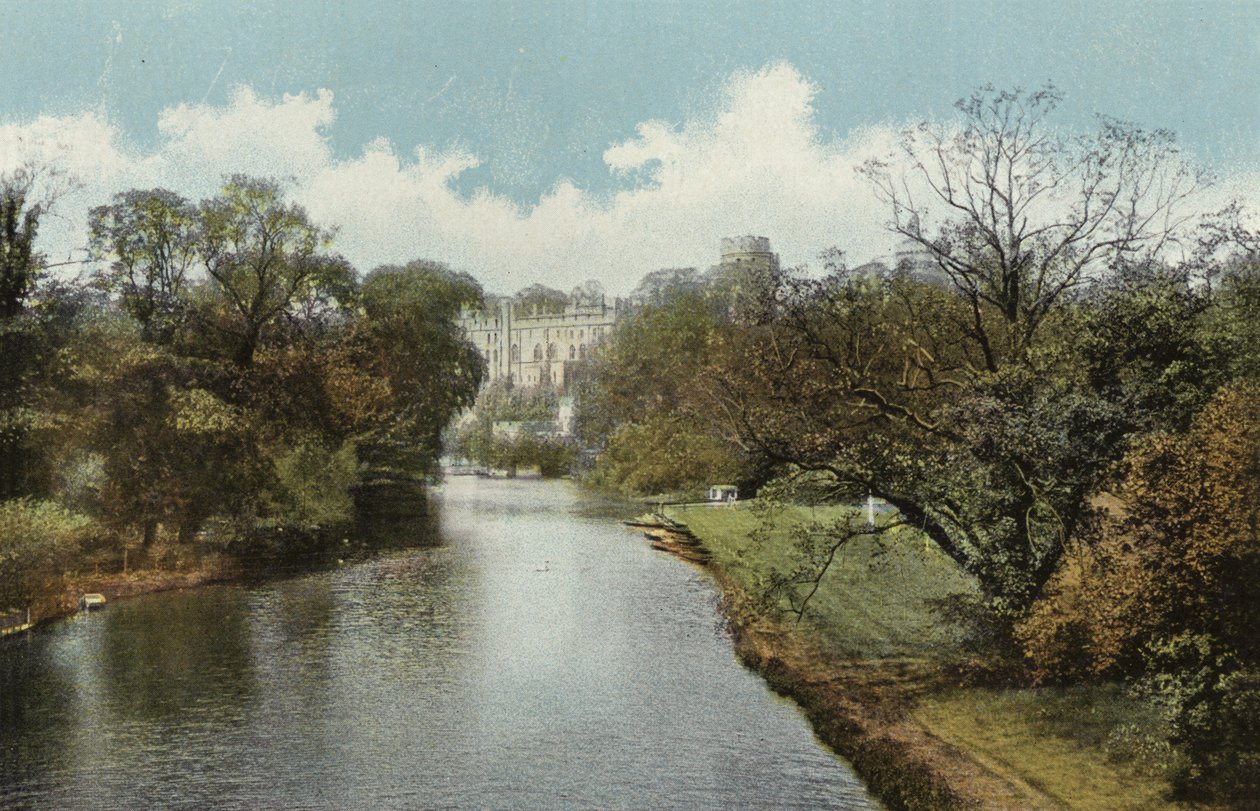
[720,235,773,257]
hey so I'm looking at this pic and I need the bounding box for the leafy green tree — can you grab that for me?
[0,168,78,499]
[195,175,353,368]
[711,85,1210,615]
[0,499,90,609]
[57,315,261,550]
[584,276,751,495]
[88,189,199,342]
[512,283,569,316]
[1076,259,1227,435]
[1195,207,1260,383]
[357,260,484,474]
[0,169,45,320]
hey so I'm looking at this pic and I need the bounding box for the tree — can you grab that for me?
[195,176,352,368]
[584,273,754,495]
[357,260,484,474]
[1019,384,1260,800]
[1195,205,1260,382]
[0,170,45,319]
[0,164,74,498]
[55,314,262,551]
[862,84,1207,369]
[713,85,1210,616]
[512,283,569,316]
[88,189,199,341]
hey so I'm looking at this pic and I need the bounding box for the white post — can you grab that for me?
[866,492,875,530]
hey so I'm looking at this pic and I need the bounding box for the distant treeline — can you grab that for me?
[0,172,485,610]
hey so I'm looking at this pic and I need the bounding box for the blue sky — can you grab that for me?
[1,0,1256,291]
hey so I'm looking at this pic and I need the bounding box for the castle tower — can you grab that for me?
[719,235,779,277]
[715,236,780,321]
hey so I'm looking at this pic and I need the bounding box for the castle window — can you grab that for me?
[579,345,586,360]
[569,345,576,360]
[547,343,557,360]
[533,344,543,361]
[511,344,519,362]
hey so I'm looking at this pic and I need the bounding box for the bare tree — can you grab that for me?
[862,84,1209,371]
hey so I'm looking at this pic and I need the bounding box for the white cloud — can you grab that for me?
[2,63,1251,295]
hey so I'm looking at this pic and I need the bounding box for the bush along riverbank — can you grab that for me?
[8,479,442,636]
[646,503,1220,811]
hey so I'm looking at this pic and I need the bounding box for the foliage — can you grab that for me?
[582,275,755,495]
[862,83,1207,366]
[511,283,569,316]
[0,174,482,590]
[268,439,359,530]
[0,499,91,607]
[450,378,581,478]
[195,175,354,368]
[597,415,744,496]
[707,85,1211,616]
[1020,383,1260,680]
[357,260,484,473]
[0,171,44,319]
[1020,384,1260,802]
[88,188,198,341]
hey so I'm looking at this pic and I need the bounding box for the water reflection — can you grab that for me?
[0,478,879,810]
[96,588,259,723]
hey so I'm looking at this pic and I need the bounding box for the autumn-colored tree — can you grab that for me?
[1019,383,1260,798]
[1021,382,1260,677]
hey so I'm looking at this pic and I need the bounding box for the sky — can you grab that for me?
[1,0,1257,294]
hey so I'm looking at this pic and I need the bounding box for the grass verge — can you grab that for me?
[668,501,1202,811]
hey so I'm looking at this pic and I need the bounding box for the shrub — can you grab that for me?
[0,499,92,607]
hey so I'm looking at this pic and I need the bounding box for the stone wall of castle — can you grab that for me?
[459,236,777,389]
[459,296,622,389]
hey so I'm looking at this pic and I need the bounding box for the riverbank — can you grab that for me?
[21,557,244,631]
[660,503,1205,811]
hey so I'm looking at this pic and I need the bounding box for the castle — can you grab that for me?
[459,284,625,389]
[459,236,780,389]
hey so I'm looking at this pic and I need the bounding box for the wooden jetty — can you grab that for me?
[0,607,33,637]
[625,514,711,565]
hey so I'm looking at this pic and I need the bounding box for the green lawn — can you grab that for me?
[669,500,1195,810]
[913,687,1189,811]
[669,501,977,660]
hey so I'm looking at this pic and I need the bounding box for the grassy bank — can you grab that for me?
[668,502,1201,811]
[22,555,243,630]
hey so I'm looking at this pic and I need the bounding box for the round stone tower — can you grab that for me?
[719,236,778,272]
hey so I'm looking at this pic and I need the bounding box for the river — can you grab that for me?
[0,476,879,810]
